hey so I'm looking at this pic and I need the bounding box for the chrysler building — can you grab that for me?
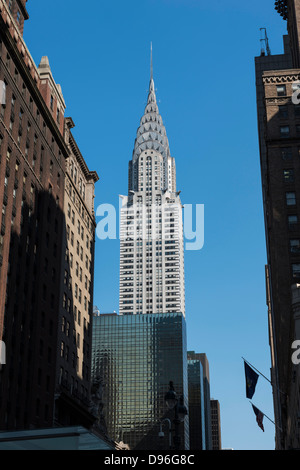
[119,56,185,316]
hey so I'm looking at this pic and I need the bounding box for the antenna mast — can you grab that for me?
[260,28,271,56]
[150,42,153,80]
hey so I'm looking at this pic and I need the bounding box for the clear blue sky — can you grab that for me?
[24,0,288,450]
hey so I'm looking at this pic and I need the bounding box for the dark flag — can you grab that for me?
[252,405,265,432]
[244,361,259,399]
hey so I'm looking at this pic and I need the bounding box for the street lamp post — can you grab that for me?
[164,381,188,450]
[158,418,172,449]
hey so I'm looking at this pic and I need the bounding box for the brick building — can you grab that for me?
[255,0,300,449]
[0,0,99,432]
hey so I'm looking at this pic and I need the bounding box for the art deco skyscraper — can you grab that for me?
[92,55,189,450]
[119,60,185,316]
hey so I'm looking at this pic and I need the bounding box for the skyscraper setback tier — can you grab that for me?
[119,73,185,316]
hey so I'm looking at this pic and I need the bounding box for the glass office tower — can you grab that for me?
[92,312,189,450]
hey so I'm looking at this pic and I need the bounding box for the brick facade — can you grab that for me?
[0,0,99,432]
[255,0,300,449]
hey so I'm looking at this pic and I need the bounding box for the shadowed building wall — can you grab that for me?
[0,0,99,432]
[255,0,300,449]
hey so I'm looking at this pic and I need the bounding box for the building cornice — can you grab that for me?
[263,70,300,83]
[65,117,99,184]
[0,0,38,80]
[0,7,69,157]
[16,0,29,20]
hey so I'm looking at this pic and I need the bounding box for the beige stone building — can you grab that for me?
[55,116,99,425]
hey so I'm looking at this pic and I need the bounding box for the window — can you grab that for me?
[292,264,300,279]
[17,11,21,24]
[277,85,286,97]
[286,192,296,206]
[279,105,288,118]
[281,148,292,161]
[290,239,300,254]
[280,125,290,137]
[288,215,298,227]
[295,105,300,117]
[284,169,295,183]
[63,293,67,309]
[62,316,66,333]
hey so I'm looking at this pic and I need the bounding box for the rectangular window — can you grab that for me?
[286,192,296,206]
[277,85,286,97]
[60,341,65,358]
[284,169,295,183]
[288,215,298,227]
[290,239,300,254]
[292,264,300,279]
[295,105,300,117]
[278,105,288,119]
[280,125,290,137]
[280,147,290,160]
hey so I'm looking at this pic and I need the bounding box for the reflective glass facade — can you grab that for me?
[188,359,206,450]
[92,312,189,450]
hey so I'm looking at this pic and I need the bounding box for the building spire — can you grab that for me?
[150,42,153,81]
[149,42,155,93]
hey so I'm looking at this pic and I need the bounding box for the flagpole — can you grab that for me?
[242,357,286,396]
[249,401,283,432]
